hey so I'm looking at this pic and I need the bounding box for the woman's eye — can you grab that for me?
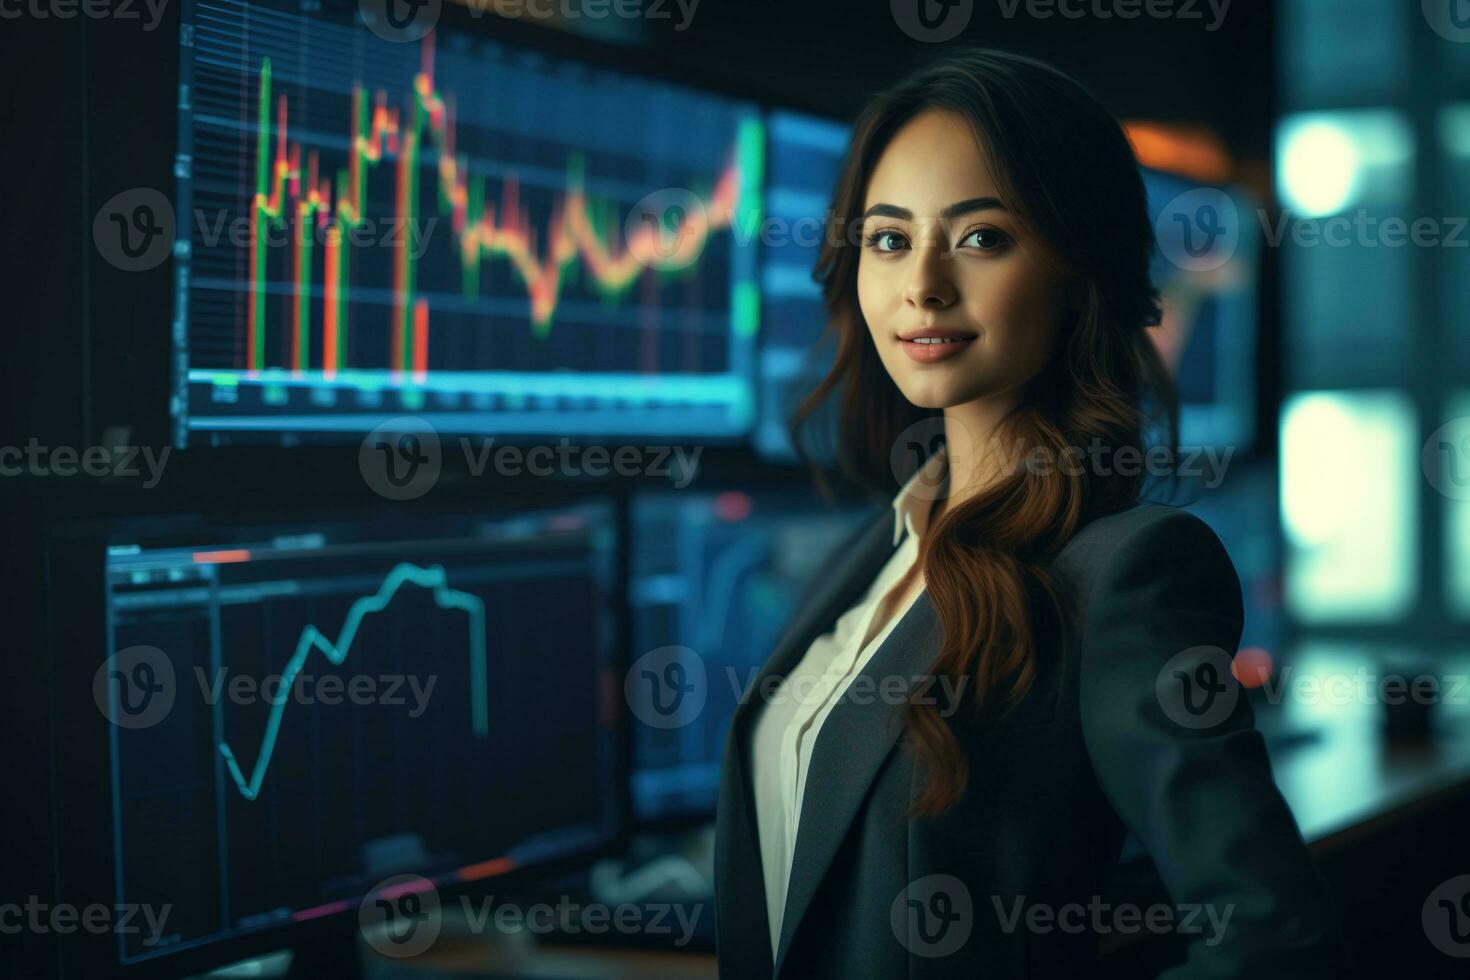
[959,227,1010,251]
[863,227,1007,252]
[864,230,909,252]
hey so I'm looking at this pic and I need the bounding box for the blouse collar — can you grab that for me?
[890,446,949,546]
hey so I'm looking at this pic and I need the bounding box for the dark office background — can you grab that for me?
[3,1,1468,977]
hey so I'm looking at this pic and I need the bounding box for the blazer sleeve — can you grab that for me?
[1077,508,1351,979]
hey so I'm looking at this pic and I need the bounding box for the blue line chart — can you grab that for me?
[217,562,488,801]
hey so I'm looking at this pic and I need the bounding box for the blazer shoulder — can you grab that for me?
[1051,503,1236,611]
[1059,501,1224,562]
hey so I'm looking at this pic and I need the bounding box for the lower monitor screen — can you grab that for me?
[628,489,873,821]
[100,504,618,964]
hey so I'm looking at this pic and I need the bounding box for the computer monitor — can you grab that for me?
[628,488,874,821]
[755,109,850,462]
[1141,169,1260,451]
[46,501,620,976]
[171,0,762,444]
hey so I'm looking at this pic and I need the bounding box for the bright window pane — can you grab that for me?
[1443,393,1470,618]
[1276,110,1415,386]
[1442,105,1470,376]
[1281,390,1418,621]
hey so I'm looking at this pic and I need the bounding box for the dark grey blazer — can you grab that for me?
[714,502,1350,979]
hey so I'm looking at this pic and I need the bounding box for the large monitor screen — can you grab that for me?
[172,0,762,444]
[755,109,849,461]
[100,503,618,965]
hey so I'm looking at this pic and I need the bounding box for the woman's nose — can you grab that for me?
[904,245,958,309]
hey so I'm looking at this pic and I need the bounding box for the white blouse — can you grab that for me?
[747,449,948,962]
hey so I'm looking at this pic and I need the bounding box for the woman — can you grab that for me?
[713,49,1348,978]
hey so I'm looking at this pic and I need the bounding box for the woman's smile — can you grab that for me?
[896,326,979,363]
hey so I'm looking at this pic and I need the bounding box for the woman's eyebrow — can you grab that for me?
[861,196,1007,221]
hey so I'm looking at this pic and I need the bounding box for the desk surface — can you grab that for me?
[1260,644,1470,851]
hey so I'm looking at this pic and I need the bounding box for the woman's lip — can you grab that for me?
[899,334,976,363]
[897,327,978,341]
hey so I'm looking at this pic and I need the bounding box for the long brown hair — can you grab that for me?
[791,48,1178,815]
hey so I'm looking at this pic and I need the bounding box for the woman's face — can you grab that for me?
[857,108,1075,411]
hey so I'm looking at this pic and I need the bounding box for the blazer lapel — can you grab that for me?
[716,509,896,975]
[771,590,943,976]
[715,505,952,979]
